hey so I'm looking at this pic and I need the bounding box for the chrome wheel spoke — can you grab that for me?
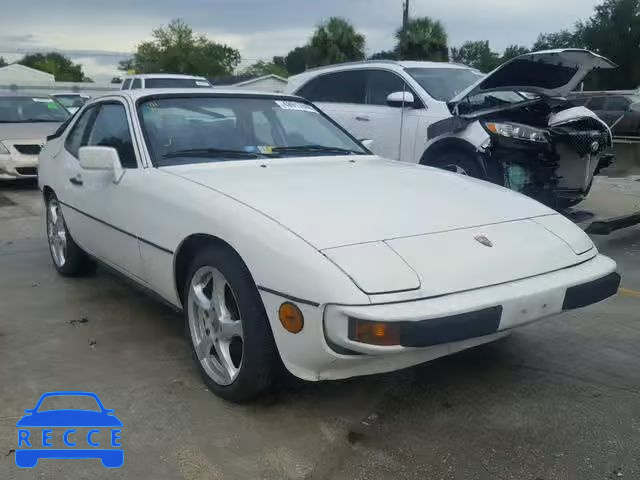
[196,335,214,359]
[213,339,237,382]
[219,318,243,341]
[210,269,230,320]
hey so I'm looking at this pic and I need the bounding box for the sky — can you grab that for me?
[0,0,602,82]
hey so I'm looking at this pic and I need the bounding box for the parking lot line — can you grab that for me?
[619,287,640,298]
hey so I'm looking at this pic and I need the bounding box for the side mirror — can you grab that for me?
[78,146,124,183]
[360,139,374,150]
[387,91,415,108]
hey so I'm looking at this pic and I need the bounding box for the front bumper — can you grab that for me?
[260,254,618,381]
[0,153,38,179]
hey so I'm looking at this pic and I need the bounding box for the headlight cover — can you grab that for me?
[0,142,9,154]
[483,121,549,144]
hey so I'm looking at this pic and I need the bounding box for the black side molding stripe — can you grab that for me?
[59,200,174,255]
[257,286,320,307]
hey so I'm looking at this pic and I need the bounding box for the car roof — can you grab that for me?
[89,87,303,102]
[124,73,208,80]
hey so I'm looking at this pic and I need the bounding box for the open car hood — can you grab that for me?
[449,49,616,108]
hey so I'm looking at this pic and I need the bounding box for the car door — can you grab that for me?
[362,69,426,161]
[604,96,633,136]
[60,100,146,280]
[296,70,367,138]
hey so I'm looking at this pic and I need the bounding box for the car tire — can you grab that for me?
[45,193,96,277]
[184,245,278,402]
[427,151,484,179]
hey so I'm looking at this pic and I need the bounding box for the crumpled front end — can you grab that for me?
[480,104,614,208]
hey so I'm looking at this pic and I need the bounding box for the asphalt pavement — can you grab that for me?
[0,177,639,480]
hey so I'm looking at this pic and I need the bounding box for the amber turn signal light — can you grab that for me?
[348,318,401,346]
[279,302,304,334]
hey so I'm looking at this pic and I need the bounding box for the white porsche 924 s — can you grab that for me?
[38,89,620,402]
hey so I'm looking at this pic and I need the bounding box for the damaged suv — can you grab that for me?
[287,49,616,208]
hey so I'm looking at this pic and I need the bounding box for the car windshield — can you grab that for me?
[139,96,367,166]
[145,78,211,88]
[0,96,70,123]
[405,67,484,102]
[54,95,86,109]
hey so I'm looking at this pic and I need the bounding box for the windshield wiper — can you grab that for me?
[162,148,266,160]
[272,145,362,155]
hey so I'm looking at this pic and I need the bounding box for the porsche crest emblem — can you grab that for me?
[474,235,493,248]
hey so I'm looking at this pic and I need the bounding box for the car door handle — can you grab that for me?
[355,116,370,122]
[69,175,83,186]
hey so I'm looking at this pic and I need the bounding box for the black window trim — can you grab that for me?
[134,92,373,167]
[63,104,99,159]
[64,99,141,169]
[294,67,423,109]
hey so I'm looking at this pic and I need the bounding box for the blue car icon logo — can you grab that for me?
[16,391,123,468]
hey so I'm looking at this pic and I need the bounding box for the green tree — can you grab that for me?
[501,44,530,63]
[578,0,640,89]
[121,19,241,76]
[18,52,88,81]
[241,60,288,78]
[307,17,366,67]
[283,46,311,75]
[532,30,582,51]
[0,57,7,67]
[395,16,448,61]
[369,50,398,60]
[450,40,500,72]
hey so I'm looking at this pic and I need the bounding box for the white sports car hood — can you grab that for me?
[167,157,554,251]
[449,49,616,107]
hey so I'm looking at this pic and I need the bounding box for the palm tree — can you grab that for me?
[308,17,366,67]
[395,17,448,61]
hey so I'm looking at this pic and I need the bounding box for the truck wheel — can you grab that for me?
[427,152,484,179]
[184,245,278,402]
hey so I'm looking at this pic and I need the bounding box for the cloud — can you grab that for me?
[0,0,602,80]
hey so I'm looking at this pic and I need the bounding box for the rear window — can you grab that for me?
[296,70,366,104]
[145,78,211,89]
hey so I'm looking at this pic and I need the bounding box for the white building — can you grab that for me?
[0,64,55,85]
[209,74,288,93]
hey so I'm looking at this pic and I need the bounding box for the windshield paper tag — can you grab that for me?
[275,100,316,113]
[195,80,210,86]
[33,98,53,103]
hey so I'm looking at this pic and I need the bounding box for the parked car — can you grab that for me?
[287,49,616,208]
[569,91,640,139]
[120,74,212,90]
[38,89,619,402]
[51,93,91,115]
[0,93,70,180]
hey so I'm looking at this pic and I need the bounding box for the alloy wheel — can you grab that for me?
[47,199,67,268]
[188,266,244,386]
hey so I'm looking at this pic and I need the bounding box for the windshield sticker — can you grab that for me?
[257,146,273,154]
[275,100,316,113]
[47,103,61,110]
[195,80,210,86]
[33,98,53,103]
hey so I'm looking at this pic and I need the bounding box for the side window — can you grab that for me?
[587,97,606,110]
[297,70,366,104]
[606,96,630,111]
[87,104,137,168]
[366,70,408,106]
[64,107,96,157]
[570,96,589,106]
[131,79,142,90]
[121,79,132,90]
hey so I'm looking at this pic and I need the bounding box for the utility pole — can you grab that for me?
[402,0,410,33]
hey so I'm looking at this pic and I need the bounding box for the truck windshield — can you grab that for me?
[405,67,483,102]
